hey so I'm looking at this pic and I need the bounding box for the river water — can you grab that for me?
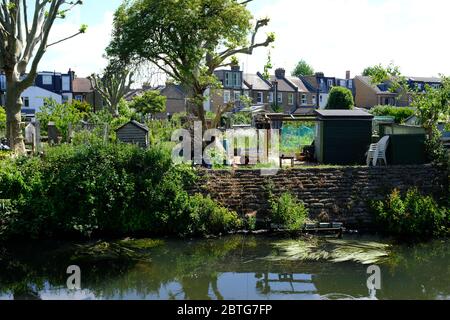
[0,235,448,300]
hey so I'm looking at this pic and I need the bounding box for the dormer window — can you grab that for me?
[42,75,52,85]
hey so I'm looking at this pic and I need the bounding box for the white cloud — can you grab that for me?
[242,0,450,78]
[38,8,114,77]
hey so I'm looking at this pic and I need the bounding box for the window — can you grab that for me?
[319,95,323,103]
[269,92,274,103]
[348,80,353,89]
[62,76,70,91]
[288,93,294,105]
[224,72,231,87]
[62,94,69,103]
[243,90,250,97]
[312,95,316,105]
[257,92,264,104]
[301,94,307,105]
[233,91,240,101]
[75,95,84,101]
[42,75,52,85]
[232,73,241,87]
[340,80,346,87]
[277,93,283,104]
[327,79,333,87]
[22,97,29,107]
[224,90,231,103]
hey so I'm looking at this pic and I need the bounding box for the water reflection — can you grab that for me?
[0,236,448,300]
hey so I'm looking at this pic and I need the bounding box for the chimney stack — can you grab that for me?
[275,68,286,79]
[346,70,351,80]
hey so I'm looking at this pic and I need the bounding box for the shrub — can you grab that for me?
[270,192,308,231]
[325,87,354,110]
[370,105,415,124]
[0,142,240,240]
[372,188,449,238]
[183,194,242,236]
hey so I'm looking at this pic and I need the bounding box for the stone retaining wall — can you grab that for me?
[191,165,448,229]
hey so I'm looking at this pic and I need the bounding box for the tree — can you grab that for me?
[129,90,166,117]
[89,62,134,117]
[325,87,354,110]
[107,0,275,128]
[0,0,86,154]
[411,77,450,163]
[292,59,314,77]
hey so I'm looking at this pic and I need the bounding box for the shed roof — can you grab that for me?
[315,109,374,119]
[115,120,149,132]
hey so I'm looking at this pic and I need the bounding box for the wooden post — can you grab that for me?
[35,120,41,153]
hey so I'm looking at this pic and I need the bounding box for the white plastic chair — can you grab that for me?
[366,136,390,166]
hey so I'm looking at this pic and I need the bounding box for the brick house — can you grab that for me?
[301,71,355,109]
[206,66,315,114]
[354,75,442,109]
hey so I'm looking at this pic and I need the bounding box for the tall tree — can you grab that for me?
[0,0,86,154]
[89,63,134,117]
[292,59,314,77]
[107,0,275,128]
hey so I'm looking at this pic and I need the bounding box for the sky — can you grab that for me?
[40,0,450,80]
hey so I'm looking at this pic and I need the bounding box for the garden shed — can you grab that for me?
[315,109,373,165]
[115,120,149,148]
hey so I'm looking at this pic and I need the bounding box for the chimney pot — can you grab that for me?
[346,71,351,80]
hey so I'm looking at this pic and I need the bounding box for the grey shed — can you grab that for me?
[115,120,149,148]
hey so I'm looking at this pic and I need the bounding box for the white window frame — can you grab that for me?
[243,90,250,97]
[312,95,317,105]
[224,90,231,104]
[288,93,294,105]
[233,91,240,101]
[277,93,283,104]
[257,92,264,104]
[42,75,52,85]
[301,94,307,105]
[348,80,353,89]
[269,92,274,103]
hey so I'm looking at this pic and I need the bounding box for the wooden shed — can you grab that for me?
[315,109,373,165]
[115,120,149,148]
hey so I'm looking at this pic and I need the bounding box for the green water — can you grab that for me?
[0,235,448,300]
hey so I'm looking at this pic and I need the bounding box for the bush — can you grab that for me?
[325,87,354,110]
[183,194,241,236]
[270,192,308,231]
[370,105,415,124]
[0,142,241,240]
[372,188,449,238]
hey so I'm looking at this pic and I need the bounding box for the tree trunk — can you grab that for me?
[5,77,26,155]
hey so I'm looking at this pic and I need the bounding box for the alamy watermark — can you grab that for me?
[66,265,81,290]
[367,265,381,298]
[171,121,282,175]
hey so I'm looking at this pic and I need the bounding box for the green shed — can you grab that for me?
[315,110,374,165]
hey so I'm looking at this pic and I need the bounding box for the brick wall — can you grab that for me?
[191,165,448,229]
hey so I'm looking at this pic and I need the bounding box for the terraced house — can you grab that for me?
[354,75,442,109]
[301,71,355,109]
[205,66,316,115]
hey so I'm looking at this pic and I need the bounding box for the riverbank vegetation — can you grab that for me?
[0,141,241,241]
[372,188,449,238]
